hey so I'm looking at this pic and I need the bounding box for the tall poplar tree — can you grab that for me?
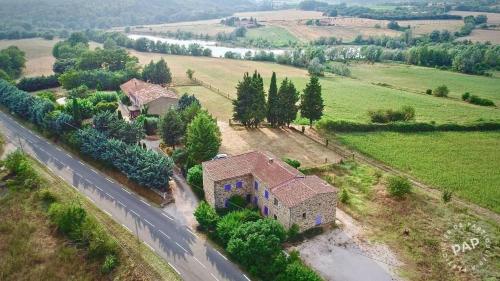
[267,72,279,127]
[300,76,324,127]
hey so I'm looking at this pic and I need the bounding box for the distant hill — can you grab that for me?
[0,0,258,31]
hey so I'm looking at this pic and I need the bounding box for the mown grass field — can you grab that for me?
[350,62,500,104]
[145,53,500,124]
[0,38,58,77]
[244,25,299,46]
[335,131,500,213]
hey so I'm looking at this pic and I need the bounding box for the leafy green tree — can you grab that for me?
[216,210,260,246]
[178,93,200,111]
[307,58,324,76]
[0,46,26,79]
[194,201,220,231]
[71,98,82,126]
[267,72,279,127]
[48,202,87,239]
[186,111,221,164]
[159,108,184,148]
[227,219,287,274]
[142,58,172,84]
[277,78,299,127]
[433,85,449,97]
[233,71,267,127]
[300,76,324,127]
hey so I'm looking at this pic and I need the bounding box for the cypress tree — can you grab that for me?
[233,71,267,128]
[278,78,299,127]
[300,76,324,127]
[267,72,279,127]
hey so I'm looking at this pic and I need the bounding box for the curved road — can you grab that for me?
[0,111,250,281]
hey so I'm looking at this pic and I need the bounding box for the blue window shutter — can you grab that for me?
[315,215,322,226]
[254,196,258,204]
[224,199,229,208]
[236,181,243,188]
[264,206,268,216]
[264,190,269,199]
[224,184,231,191]
[254,181,259,190]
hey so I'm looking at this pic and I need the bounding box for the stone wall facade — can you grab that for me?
[203,173,336,231]
[289,192,337,232]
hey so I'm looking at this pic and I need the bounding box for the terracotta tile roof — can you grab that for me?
[203,151,337,208]
[120,78,178,105]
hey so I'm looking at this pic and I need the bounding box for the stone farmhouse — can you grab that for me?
[120,78,178,118]
[202,151,337,231]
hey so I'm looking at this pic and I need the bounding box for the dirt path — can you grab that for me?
[218,121,343,167]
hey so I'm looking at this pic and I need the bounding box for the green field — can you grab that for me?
[130,52,500,124]
[335,131,500,213]
[243,26,299,46]
[350,62,500,104]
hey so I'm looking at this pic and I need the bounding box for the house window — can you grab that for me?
[236,181,243,188]
[273,214,277,220]
[253,196,258,205]
[302,212,306,219]
[224,199,229,208]
[264,206,269,216]
[246,194,251,202]
[274,198,278,206]
[224,184,231,191]
[264,190,269,199]
[254,181,259,190]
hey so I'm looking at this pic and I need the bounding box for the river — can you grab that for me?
[127,34,286,58]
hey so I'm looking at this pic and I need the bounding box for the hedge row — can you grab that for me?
[0,79,173,190]
[317,119,500,133]
[17,75,60,92]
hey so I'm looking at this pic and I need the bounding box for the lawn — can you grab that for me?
[350,62,500,104]
[244,25,299,46]
[335,131,500,213]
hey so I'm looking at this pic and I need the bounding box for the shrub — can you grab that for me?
[48,202,87,239]
[194,201,220,231]
[340,188,350,204]
[442,189,453,203]
[17,75,60,92]
[386,176,412,198]
[216,209,260,245]
[283,158,301,169]
[462,92,470,101]
[469,95,495,106]
[227,195,247,211]
[369,106,415,123]
[101,255,118,274]
[187,165,204,197]
[3,150,41,188]
[37,188,58,205]
[426,89,432,95]
[287,224,301,242]
[433,85,449,97]
[276,261,322,281]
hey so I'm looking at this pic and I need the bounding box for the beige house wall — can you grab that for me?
[145,96,178,116]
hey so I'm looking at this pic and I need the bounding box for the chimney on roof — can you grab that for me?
[268,158,274,164]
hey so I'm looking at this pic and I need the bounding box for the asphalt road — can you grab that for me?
[0,111,250,281]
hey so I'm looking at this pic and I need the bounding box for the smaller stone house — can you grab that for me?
[120,78,178,118]
[202,151,337,232]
